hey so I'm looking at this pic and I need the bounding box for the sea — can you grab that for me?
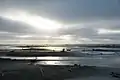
[1,45,120,68]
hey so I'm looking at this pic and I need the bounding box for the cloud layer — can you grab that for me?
[0,0,120,44]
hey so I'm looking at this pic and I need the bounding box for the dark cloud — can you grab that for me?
[1,0,120,23]
[0,17,36,34]
[57,19,120,43]
[59,27,97,37]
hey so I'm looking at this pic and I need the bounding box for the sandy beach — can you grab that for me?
[0,59,120,80]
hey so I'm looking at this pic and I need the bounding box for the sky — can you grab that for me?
[0,0,120,44]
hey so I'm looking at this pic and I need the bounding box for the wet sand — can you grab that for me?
[0,60,120,80]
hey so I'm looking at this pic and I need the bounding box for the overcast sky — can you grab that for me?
[0,0,120,44]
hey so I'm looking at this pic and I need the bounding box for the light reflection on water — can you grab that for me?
[0,56,104,60]
[36,56,120,68]
[34,57,120,68]
[1,56,120,68]
[35,61,80,65]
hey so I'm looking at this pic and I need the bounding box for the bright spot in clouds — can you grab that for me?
[59,35,72,40]
[1,10,62,31]
[98,28,120,34]
[16,35,32,38]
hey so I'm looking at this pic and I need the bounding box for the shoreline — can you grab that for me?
[0,51,74,57]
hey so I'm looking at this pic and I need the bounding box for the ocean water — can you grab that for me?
[1,45,120,68]
[35,56,120,68]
